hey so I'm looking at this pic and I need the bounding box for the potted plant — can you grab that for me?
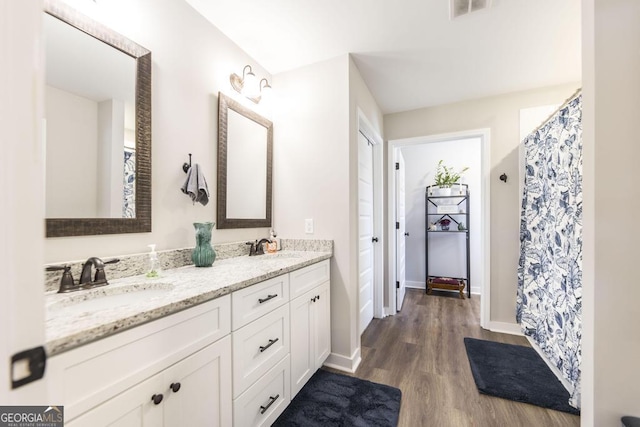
[433,160,469,196]
[439,218,451,231]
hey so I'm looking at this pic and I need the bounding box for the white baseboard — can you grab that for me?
[486,321,523,336]
[406,281,424,290]
[525,336,574,394]
[323,348,362,373]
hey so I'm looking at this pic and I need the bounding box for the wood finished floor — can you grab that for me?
[347,289,580,427]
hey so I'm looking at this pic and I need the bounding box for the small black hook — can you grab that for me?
[182,153,192,174]
[499,173,508,183]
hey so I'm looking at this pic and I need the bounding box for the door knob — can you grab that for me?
[151,394,163,405]
[170,382,181,393]
[404,232,409,236]
[372,237,379,243]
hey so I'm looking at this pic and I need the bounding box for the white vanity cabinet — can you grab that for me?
[46,257,331,427]
[289,261,331,398]
[47,296,232,426]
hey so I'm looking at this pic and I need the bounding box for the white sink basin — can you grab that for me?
[49,282,174,314]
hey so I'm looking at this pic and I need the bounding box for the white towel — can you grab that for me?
[181,163,210,206]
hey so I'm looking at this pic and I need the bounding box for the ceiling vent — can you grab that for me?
[450,0,492,19]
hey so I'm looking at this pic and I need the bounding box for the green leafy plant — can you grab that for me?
[434,160,469,187]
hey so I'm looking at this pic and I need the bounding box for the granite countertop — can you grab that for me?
[45,250,331,356]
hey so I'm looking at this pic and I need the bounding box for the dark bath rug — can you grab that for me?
[272,369,402,427]
[464,337,580,415]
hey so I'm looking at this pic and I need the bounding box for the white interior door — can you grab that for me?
[358,132,374,335]
[1,0,47,403]
[396,152,407,311]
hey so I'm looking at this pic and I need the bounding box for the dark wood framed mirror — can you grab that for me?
[44,0,151,237]
[217,92,273,229]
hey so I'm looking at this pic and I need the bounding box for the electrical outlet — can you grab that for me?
[305,218,314,234]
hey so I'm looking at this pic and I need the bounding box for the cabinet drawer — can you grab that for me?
[47,295,231,420]
[232,304,290,398]
[289,260,330,299]
[232,274,289,331]
[233,355,290,427]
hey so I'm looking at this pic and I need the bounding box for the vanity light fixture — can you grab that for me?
[230,65,257,97]
[230,65,272,104]
[257,78,272,103]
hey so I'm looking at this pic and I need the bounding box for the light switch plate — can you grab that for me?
[305,218,314,234]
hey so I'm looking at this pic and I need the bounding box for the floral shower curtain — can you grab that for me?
[123,149,136,218]
[516,91,582,408]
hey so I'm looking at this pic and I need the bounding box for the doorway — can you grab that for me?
[387,129,491,327]
[395,151,407,311]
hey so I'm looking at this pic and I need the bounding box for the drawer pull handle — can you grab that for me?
[151,393,163,405]
[170,382,181,393]
[258,294,278,304]
[259,394,280,414]
[259,338,279,353]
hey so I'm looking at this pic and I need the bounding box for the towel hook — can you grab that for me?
[182,154,192,174]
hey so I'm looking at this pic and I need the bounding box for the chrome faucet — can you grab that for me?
[246,239,272,256]
[79,257,120,289]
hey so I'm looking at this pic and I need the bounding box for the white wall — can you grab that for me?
[97,99,126,218]
[272,55,384,371]
[384,83,580,324]
[273,55,355,365]
[45,0,274,263]
[401,139,482,294]
[581,0,640,425]
[45,85,99,218]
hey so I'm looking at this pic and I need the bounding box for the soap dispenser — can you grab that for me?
[146,244,161,277]
[270,229,281,251]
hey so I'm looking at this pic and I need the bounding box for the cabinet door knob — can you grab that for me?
[170,382,181,393]
[311,296,316,302]
[404,232,410,236]
[372,237,379,243]
[151,393,163,405]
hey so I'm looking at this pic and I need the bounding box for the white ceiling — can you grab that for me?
[185,0,581,114]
